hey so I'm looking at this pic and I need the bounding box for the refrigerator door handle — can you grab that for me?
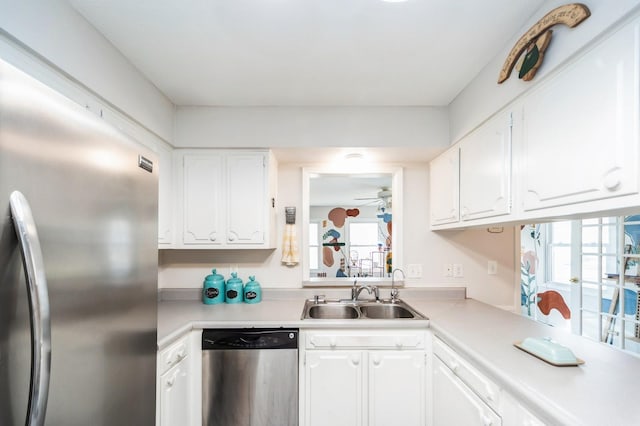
[9,191,51,426]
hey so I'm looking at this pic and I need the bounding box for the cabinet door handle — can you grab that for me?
[372,355,381,366]
[450,360,459,372]
[166,374,176,388]
[481,414,493,426]
[485,387,495,402]
[350,355,360,366]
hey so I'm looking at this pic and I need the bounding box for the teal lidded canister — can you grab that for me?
[225,272,243,304]
[243,276,262,304]
[202,269,225,305]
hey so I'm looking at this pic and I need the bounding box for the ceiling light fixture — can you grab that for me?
[344,153,364,161]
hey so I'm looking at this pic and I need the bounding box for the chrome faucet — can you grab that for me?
[390,268,405,302]
[351,279,379,302]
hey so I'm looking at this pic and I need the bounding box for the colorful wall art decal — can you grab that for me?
[537,290,571,319]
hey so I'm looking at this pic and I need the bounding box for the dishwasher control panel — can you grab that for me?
[202,328,298,350]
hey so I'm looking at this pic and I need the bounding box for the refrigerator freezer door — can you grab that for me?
[0,59,158,425]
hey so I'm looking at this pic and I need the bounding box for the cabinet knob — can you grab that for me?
[351,355,360,366]
[166,376,175,388]
[372,355,381,366]
[603,171,621,191]
[485,388,495,401]
[450,361,459,372]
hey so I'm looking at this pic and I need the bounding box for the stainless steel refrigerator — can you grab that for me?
[0,58,158,425]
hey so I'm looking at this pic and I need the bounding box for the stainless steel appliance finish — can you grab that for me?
[300,298,428,320]
[0,58,158,425]
[202,328,298,426]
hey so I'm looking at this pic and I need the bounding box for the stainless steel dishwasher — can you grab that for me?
[202,328,299,426]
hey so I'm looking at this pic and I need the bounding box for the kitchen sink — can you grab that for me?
[359,304,415,319]
[301,299,427,320]
[307,304,360,319]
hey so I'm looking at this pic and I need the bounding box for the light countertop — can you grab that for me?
[158,288,640,426]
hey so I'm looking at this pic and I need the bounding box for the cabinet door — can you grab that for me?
[430,146,460,226]
[182,154,224,244]
[432,357,501,426]
[460,112,511,221]
[157,143,174,246]
[225,153,266,244]
[160,358,191,426]
[304,351,364,426]
[368,351,426,426]
[521,21,640,211]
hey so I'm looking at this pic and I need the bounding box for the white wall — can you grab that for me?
[174,106,449,149]
[0,0,174,142]
[449,0,640,143]
[159,161,517,308]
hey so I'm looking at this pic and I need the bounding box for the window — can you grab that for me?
[309,221,319,271]
[522,216,640,356]
[348,222,380,264]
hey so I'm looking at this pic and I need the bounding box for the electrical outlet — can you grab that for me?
[452,263,464,278]
[407,264,423,278]
[443,264,453,277]
[488,260,498,275]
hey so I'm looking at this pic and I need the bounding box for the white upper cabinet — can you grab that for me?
[157,143,175,247]
[430,146,460,226]
[520,19,639,212]
[173,149,277,249]
[431,15,640,229]
[182,153,224,245]
[460,111,512,222]
[225,153,270,244]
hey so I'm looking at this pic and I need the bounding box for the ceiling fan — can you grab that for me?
[355,188,392,208]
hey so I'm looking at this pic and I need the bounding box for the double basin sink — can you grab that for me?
[301,298,427,320]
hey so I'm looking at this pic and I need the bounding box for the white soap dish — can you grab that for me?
[514,337,584,366]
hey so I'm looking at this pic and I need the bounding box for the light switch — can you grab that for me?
[453,263,464,278]
[488,260,498,275]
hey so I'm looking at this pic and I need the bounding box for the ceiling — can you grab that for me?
[310,173,392,207]
[67,0,545,107]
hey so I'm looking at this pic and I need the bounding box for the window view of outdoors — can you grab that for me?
[521,216,640,356]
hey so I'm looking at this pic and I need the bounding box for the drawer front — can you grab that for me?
[159,336,190,375]
[304,330,426,350]
[433,337,500,412]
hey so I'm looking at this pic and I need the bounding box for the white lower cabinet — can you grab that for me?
[160,358,191,426]
[304,350,364,426]
[156,332,201,426]
[368,351,426,426]
[301,329,427,426]
[431,335,548,426]
[433,357,501,426]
